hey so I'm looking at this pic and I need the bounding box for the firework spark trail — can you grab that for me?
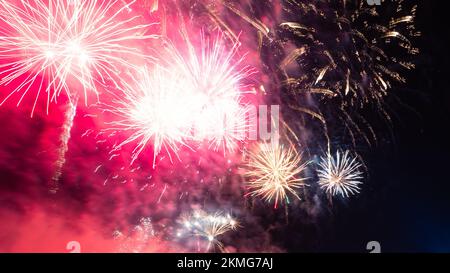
[0,0,156,115]
[278,0,420,105]
[317,150,364,198]
[176,210,238,252]
[245,143,310,208]
[50,98,78,193]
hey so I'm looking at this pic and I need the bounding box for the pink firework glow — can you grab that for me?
[0,0,156,115]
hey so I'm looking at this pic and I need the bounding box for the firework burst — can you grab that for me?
[104,65,198,168]
[278,0,420,107]
[272,0,421,146]
[168,31,256,152]
[317,150,364,198]
[245,143,309,208]
[0,0,155,114]
[176,210,238,252]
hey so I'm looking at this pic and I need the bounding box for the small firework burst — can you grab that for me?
[245,143,309,208]
[317,150,364,198]
[50,99,78,193]
[168,30,256,152]
[176,209,239,252]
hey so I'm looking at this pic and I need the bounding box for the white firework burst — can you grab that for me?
[103,31,255,167]
[245,143,309,208]
[317,150,364,198]
[104,65,199,168]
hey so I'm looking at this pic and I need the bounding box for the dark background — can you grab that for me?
[309,0,450,252]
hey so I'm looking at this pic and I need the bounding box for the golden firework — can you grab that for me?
[245,143,309,208]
